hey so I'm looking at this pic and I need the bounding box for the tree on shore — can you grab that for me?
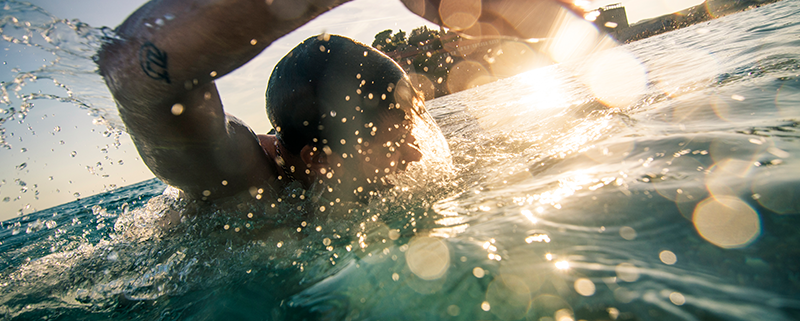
[372,29,407,52]
[372,26,459,98]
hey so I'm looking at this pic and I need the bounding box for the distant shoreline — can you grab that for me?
[610,0,785,43]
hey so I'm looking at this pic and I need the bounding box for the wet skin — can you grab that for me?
[258,117,423,202]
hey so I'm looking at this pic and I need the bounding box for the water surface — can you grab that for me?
[2,0,800,320]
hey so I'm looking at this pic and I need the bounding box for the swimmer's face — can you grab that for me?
[355,119,422,186]
[319,117,423,201]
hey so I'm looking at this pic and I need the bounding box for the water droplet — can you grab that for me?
[70,151,77,157]
[659,250,677,265]
[574,278,596,296]
[171,103,184,115]
[669,292,686,305]
[619,226,636,240]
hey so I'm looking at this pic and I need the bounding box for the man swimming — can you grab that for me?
[97,0,581,207]
[97,0,437,206]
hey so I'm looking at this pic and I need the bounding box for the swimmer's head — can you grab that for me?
[266,34,428,198]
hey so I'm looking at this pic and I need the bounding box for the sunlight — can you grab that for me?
[516,68,569,111]
[543,9,616,64]
[648,47,720,99]
[581,48,647,108]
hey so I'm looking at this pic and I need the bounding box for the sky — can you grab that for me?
[590,0,705,23]
[0,0,703,221]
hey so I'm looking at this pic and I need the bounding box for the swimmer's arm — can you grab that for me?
[401,0,583,39]
[97,0,350,199]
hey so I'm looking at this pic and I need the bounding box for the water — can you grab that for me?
[2,0,800,320]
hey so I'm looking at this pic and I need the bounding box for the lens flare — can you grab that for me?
[659,250,677,265]
[751,170,800,214]
[405,236,451,280]
[439,0,481,31]
[705,158,754,199]
[582,48,647,108]
[693,196,761,248]
[546,15,605,63]
[446,60,495,93]
[486,274,532,320]
[615,262,639,282]
[574,278,596,296]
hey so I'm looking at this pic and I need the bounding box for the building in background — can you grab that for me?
[586,3,630,33]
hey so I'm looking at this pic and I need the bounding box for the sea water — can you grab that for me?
[2,0,800,320]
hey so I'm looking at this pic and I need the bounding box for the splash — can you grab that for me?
[0,1,139,217]
[0,0,122,144]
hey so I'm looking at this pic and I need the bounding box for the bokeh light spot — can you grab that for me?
[615,262,639,282]
[446,60,495,93]
[486,274,531,320]
[408,73,436,100]
[438,0,481,30]
[473,266,485,278]
[574,278,596,296]
[693,196,761,248]
[659,250,677,265]
[751,171,800,214]
[669,292,686,306]
[619,226,636,240]
[405,236,450,280]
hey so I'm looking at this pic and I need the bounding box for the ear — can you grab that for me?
[300,145,326,167]
[300,145,345,177]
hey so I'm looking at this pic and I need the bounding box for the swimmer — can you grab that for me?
[97,0,436,204]
[97,0,578,205]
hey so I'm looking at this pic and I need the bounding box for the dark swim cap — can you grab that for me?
[266,34,419,154]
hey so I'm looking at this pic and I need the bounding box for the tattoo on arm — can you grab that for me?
[139,41,171,84]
